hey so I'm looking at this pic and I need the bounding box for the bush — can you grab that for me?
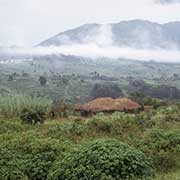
[139,129,180,171]
[21,139,71,180]
[88,118,113,133]
[0,148,27,180]
[22,150,59,180]
[0,133,72,180]
[20,108,46,124]
[0,119,28,134]
[69,120,87,137]
[48,138,154,180]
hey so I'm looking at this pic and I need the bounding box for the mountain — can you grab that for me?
[39,20,180,49]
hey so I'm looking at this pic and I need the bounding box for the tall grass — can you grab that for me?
[0,94,52,118]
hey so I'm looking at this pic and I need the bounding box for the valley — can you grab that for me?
[1,55,180,103]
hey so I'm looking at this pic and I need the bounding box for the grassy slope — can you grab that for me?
[1,58,180,103]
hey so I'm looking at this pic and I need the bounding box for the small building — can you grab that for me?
[75,97,141,116]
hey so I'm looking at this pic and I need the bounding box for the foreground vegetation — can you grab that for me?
[0,94,180,179]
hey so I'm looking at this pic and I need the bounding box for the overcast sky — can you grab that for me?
[1,0,180,47]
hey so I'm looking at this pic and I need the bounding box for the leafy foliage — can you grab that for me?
[48,138,154,180]
[20,108,46,124]
[0,97,180,179]
[139,129,180,171]
[0,132,71,180]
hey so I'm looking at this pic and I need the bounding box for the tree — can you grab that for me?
[129,91,145,105]
[39,76,47,86]
[8,75,14,81]
[90,83,123,99]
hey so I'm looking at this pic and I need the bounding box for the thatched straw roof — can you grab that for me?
[75,97,141,113]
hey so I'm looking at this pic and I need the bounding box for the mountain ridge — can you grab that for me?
[39,19,180,49]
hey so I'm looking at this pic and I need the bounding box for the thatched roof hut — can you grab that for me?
[75,97,141,116]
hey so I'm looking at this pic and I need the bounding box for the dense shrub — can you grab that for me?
[139,129,180,170]
[48,138,154,180]
[0,119,28,134]
[22,151,57,180]
[88,117,113,133]
[0,133,72,180]
[134,112,156,129]
[0,148,27,180]
[129,93,167,109]
[143,98,167,109]
[20,108,46,124]
[157,105,180,122]
[87,112,144,135]
[69,120,87,137]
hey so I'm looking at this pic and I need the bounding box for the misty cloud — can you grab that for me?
[2,45,180,63]
[1,0,180,46]
[85,24,113,47]
[156,0,180,4]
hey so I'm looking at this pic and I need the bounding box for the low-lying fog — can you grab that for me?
[1,44,180,63]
